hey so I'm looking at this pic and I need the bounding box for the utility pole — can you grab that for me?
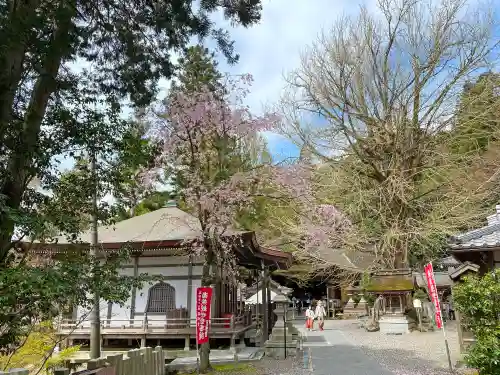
[89,150,101,359]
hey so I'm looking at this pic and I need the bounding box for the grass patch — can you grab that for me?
[178,363,257,374]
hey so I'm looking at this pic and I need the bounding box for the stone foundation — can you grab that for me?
[264,342,297,359]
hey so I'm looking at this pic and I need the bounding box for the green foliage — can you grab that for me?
[453,72,500,154]
[171,45,224,95]
[0,248,156,349]
[408,234,448,269]
[453,269,500,375]
[113,191,172,222]
[0,321,80,372]
[359,272,375,305]
[413,289,429,302]
[0,0,264,260]
[111,119,166,220]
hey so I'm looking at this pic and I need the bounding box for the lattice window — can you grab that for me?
[146,282,176,313]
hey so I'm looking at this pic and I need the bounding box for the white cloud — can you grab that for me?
[193,0,368,154]
[57,0,367,173]
[210,0,365,112]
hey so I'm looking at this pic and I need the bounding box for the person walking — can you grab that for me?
[305,305,315,331]
[448,295,455,321]
[315,300,326,331]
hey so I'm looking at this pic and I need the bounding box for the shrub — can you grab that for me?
[0,321,80,373]
[453,269,500,375]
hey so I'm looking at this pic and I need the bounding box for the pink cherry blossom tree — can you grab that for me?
[151,74,281,371]
[151,74,351,371]
[266,164,355,276]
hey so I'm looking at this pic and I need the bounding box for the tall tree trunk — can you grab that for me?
[0,0,40,132]
[199,239,215,373]
[0,1,75,263]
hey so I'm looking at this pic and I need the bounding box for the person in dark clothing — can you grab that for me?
[448,296,455,320]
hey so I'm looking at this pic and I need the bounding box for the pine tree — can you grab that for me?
[172,45,224,94]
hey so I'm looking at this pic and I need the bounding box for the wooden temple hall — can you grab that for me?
[30,200,292,350]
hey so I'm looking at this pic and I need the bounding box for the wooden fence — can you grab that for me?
[0,346,165,375]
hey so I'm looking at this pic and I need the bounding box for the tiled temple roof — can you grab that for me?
[449,206,500,250]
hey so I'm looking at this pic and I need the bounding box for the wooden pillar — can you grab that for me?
[224,283,228,314]
[234,286,238,313]
[218,264,223,317]
[456,309,465,353]
[255,270,260,324]
[211,263,218,319]
[261,262,269,345]
[129,256,139,322]
[106,302,112,327]
[238,284,243,314]
[326,284,330,319]
[186,255,193,327]
[267,284,272,327]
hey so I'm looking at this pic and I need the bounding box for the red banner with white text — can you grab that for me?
[196,287,213,345]
[424,262,443,329]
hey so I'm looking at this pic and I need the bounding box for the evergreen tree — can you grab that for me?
[172,45,224,94]
[168,45,272,210]
[453,72,500,154]
[0,0,263,263]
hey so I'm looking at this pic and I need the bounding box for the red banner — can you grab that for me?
[424,262,443,329]
[196,287,213,345]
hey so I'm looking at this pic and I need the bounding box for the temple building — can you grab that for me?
[29,200,291,350]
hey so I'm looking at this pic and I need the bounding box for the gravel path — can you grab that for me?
[317,319,461,375]
[192,319,464,374]
[252,355,311,375]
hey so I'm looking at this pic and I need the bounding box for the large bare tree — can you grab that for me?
[280,0,500,268]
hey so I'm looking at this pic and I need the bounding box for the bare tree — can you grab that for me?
[280,0,500,268]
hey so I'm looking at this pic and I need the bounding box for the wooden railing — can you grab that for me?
[58,313,253,333]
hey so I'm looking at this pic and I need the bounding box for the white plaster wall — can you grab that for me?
[192,265,203,276]
[134,265,190,316]
[108,267,135,327]
[76,260,200,328]
[190,279,202,320]
[76,300,109,328]
[139,256,189,266]
[137,265,191,278]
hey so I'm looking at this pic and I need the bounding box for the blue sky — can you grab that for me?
[57,0,500,170]
[57,0,365,171]
[193,0,365,161]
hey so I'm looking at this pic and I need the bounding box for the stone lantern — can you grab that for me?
[264,292,297,359]
[278,286,299,339]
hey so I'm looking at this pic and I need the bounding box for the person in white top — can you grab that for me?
[305,305,315,331]
[315,300,326,331]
